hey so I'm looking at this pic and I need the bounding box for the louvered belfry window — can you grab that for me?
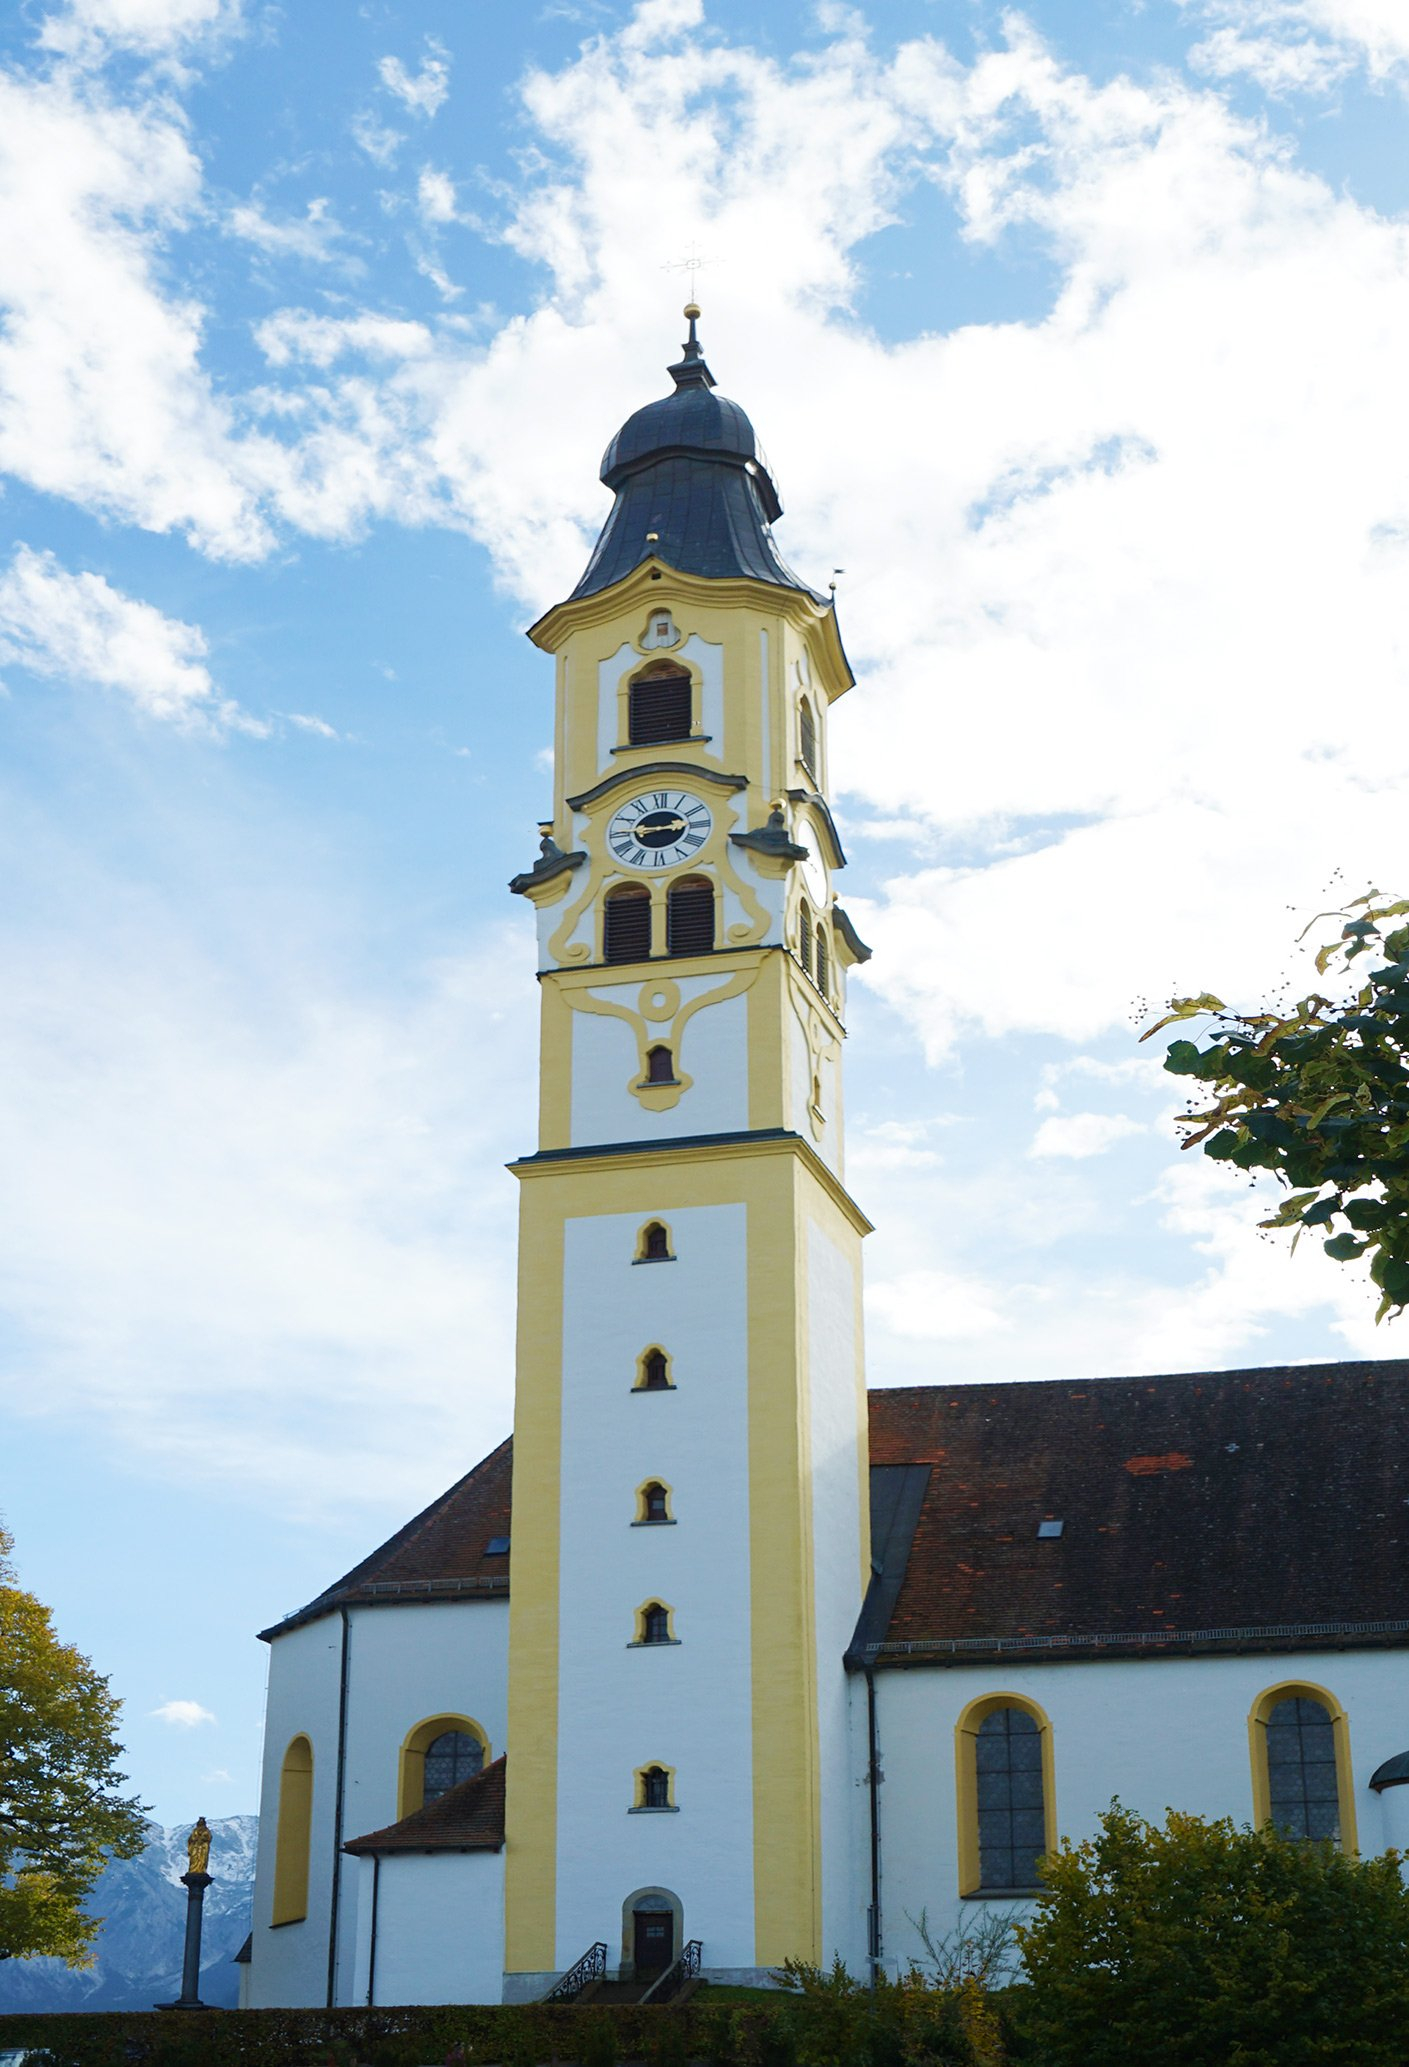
[629,669,692,745]
[816,924,830,996]
[800,698,818,780]
[667,875,714,956]
[604,884,651,963]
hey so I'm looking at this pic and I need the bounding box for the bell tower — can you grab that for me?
[502,310,873,1995]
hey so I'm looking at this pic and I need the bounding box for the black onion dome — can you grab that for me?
[570,309,828,605]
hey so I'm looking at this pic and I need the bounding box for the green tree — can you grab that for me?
[1015,1803,1409,2067]
[0,1524,148,1963]
[1143,892,1409,1320]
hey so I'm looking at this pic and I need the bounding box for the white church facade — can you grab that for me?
[244,313,1409,2011]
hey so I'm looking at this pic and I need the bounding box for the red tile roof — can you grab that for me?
[863,1361,1409,1662]
[344,1756,506,1855]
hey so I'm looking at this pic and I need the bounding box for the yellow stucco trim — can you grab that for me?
[271,1734,313,1927]
[396,1713,490,1822]
[510,1127,872,1240]
[954,1693,1058,1899]
[502,1193,565,1975]
[1247,1679,1358,1855]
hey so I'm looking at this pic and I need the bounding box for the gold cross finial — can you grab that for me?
[662,240,718,295]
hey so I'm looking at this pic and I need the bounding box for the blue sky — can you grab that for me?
[1,0,1407,1827]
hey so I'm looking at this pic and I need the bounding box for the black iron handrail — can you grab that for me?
[640,1938,702,2004]
[541,1941,608,2004]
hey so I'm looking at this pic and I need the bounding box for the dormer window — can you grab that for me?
[629,665,692,745]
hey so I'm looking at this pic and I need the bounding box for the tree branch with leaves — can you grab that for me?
[1141,892,1409,1321]
[0,1525,149,1964]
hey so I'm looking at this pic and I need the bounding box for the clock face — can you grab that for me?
[797,825,828,907]
[607,790,714,871]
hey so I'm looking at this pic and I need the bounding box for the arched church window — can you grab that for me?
[640,1221,672,1261]
[272,1735,313,1925]
[641,1765,671,1809]
[815,924,830,997]
[955,1696,1053,1896]
[641,1602,672,1645]
[1251,1684,1354,1849]
[639,1348,671,1391]
[629,665,692,746]
[422,1728,484,1805]
[645,1044,676,1084]
[666,875,714,957]
[799,697,818,781]
[799,901,813,977]
[604,883,651,964]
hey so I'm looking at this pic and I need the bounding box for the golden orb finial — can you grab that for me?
[683,301,701,321]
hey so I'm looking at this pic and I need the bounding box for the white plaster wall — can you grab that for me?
[807,1219,868,1970]
[598,642,635,768]
[556,1204,755,1970]
[328,1599,510,1999]
[248,1616,346,2008]
[680,634,723,747]
[1378,1785,1409,1856]
[360,1852,506,2007]
[570,988,748,1147]
[871,1648,1409,1975]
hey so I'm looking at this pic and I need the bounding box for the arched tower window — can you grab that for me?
[645,1044,676,1084]
[637,1347,672,1391]
[604,883,651,964]
[629,665,692,746]
[640,1765,672,1809]
[637,1480,671,1523]
[799,697,818,781]
[798,900,813,976]
[638,1221,672,1262]
[956,1695,1055,1897]
[639,1601,673,1645]
[272,1735,313,1926]
[666,875,714,956]
[423,1728,484,1804]
[1250,1683,1356,1850]
[815,924,829,997]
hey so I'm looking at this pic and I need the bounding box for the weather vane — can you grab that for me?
[662,240,719,289]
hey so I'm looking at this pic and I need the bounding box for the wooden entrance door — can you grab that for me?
[633,1909,673,1973]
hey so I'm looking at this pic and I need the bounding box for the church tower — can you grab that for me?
[502,309,872,1996]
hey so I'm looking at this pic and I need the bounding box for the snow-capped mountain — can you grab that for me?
[0,1816,257,2012]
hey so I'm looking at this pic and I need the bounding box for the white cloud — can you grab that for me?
[1030,1112,1146,1159]
[39,0,242,63]
[1184,2,1409,92]
[0,833,534,1504]
[866,1267,1013,1343]
[0,546,259,733]
[228,196,357,269]
[282,712,340,740]
[352,110,403,165]
[150,1699,216,1727]
[377,46,450,119]
[417,168,459,225]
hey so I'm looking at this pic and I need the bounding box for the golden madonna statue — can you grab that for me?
[186,1816,212,1875]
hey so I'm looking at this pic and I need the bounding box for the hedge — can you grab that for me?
[0,1986,1020,2065]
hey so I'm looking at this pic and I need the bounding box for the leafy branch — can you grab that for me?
[1140,892,1409,1322]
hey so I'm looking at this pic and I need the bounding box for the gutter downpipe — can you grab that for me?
[865,1662,882,1986]
[326,1606,351,2008]
[366,1853,381,2007]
